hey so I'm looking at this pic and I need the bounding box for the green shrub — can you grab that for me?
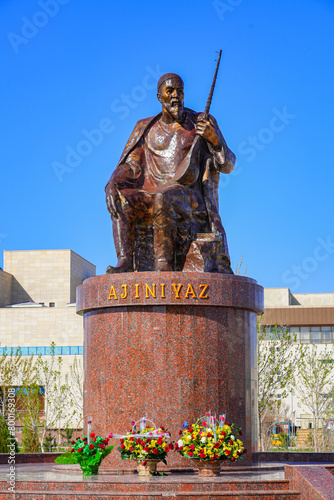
[54,451,78,464]
[0,416,19,453]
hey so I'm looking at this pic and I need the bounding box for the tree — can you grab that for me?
[257,319,303,451]
[34,342,75,451]
[0,347,35,417]
[295,344,334,452]
[18,343,75,452]
[67,355,83,421]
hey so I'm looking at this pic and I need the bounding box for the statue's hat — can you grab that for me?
[157,73,184,92]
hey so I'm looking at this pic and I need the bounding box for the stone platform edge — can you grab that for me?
[76,272,264,314]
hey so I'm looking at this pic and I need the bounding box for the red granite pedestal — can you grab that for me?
[76,273,263,470]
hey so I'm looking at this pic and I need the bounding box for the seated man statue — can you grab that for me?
[105,73,235,273]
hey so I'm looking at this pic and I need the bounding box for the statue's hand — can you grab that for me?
[106,182,119,219]
[196,114,222,151]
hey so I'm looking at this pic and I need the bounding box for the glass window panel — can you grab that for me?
[45,346,51,355]
[28,347,37,355]
[21,347,29,356]
[311,332,321,340]
[36,347,45,355]
[322,332,332,342]
[70,346,79,355]
[290,327,300,333]
[311,327,320,332]
[301,327,310,333]
[301,332,310,340]
[79,346,83,355]
[54,346,61,355]
[62,346,70,355]
[301,339,310,343]
[321,326,331,332]
[311,339,321,344]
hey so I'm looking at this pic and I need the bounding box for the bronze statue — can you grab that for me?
[105,60,235,274]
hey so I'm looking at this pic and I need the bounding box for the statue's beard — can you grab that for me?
[170,102,184,122]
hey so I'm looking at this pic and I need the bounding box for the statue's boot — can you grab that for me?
[153,210,175,271]
[106,218,134,274]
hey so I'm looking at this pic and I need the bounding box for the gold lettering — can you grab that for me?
[199,284,209,299]
[160,283,166,298]
[172,284,183,299]
[135,284,140,299]
[145,284,156,298]
[185,284,197,299]
[108,285,118,300]
[121,284,128,299]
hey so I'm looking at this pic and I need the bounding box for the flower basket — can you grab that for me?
[117,418,173,475]
[71,433,114,476]
[175,413,246,476]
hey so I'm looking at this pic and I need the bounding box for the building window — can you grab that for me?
[49,302,55,307]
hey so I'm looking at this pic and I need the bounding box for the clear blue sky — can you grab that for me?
[1,0,333,293]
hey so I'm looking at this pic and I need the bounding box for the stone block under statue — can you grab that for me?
[77,272,263,470]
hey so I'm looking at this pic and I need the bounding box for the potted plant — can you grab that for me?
[118,418,173,475]
[71,432,114,475]
[175,413,246,476]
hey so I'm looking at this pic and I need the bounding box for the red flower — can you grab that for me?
[225,423,231,426]
[121,444,125,450]
[147,438,151,443]
[231,457,236,462]
[153,448,158,455]
[142,460,147,465]
[225,450,231,455]
[243,449,247,454]
[129,437,134,442]
[129,447,134,452]
[211,456,215,460]
[89,444,94,450]
[136,438,141,444]
[99,443,105,449]
[189,444,195,450]
[157,437,163,445]
[71,448,74,453]
[229,440,233,445]
[214,443,220,448]
[207,433,213,438]
[169,443,174,450]
[103,439,108,445]
[179,446,183,451]
[202,421,207,426]
[78,447,83,453]
[83,437,87,441]
[90,432,95,438]
[188,451,193,457]
[221,432,226,437]
[71,440,75,445]
[120,439,124,444]
[214,454,219,460]
[179,430,182,435]
[164,446,169,452]
[238,431,242,436]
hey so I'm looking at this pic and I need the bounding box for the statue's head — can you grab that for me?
[157,73,184,122]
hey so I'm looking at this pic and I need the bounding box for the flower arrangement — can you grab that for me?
[71,432,114,475]
[175,413,246,462]
[118,419,173,466]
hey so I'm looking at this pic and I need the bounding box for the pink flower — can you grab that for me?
[108,433,113,438]
[131,421,135,425]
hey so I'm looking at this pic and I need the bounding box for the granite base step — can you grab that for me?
[0,491,301,500]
